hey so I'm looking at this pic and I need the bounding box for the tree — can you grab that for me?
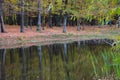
[63,0,68,33]
[54,0,63,26]
[25,0,29,28]
[48,2,53,28]
[0,0,6,33]
[20,0,24,32]
[37,0,41,32]
[70,0,81,31]
[1,0,120,31]
[87,0,120,26]
[118,17,120,28]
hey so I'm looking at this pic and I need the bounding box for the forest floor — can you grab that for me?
[0,25,120,49]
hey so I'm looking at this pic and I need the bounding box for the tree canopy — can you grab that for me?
[1,0,120,32]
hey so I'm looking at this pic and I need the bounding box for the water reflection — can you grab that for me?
[20,47,26,80]
[63,43,70,80]
[0,42,111,80]
[37,45,42,80]
[48,45,53,80]
[0,49,6,80]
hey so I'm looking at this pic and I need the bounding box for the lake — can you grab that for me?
[0,41,117,80]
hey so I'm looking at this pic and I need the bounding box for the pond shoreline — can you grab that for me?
[0,25,119,49]
[0,34,114,49]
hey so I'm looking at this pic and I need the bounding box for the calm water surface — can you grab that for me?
[0,41,111,80]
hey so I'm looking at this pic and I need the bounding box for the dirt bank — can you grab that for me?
[0,25,119,49]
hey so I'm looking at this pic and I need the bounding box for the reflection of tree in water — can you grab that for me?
[10,49,14,80]
[48,45,53,80]
[0,49,6,80]
[63,43,70,80]
[47,44,63,80]
[0,42,112,80]
[37,45,42,80]
[46,43,70,80]
[29,47,33,80]
[20,47,26,80]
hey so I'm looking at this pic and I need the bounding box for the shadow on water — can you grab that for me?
[0,41,114,80]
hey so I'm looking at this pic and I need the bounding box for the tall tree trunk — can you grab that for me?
[20,0,24,32]
[63,0,68,33]
[37,0,41,32]
[25,10,29,28]
[77,18,80,31]
[26,14,29,28]
[30,17,32,29]
[58,11,62,27]
[25,0,29,28]
[63,14,67,33]
[42,13,45,30]
[82,18,85,30]
[0,0,6,33]
[118,17,120,28]
[48,9,52,28]
[0,16,6,32]
[13,14,17,25]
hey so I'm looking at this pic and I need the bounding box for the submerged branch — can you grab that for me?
[103,40,120,46]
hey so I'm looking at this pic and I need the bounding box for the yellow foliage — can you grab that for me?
[116,36,120,40]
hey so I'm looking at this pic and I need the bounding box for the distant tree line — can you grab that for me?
[0,0,120,33]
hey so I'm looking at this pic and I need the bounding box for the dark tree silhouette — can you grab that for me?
[63,13,67,33]
[0,0,6,33]
[20,0,24,32]
[118,17,120,28]
[63,0,68,33]
[48,2,53,28]
[25,1,29,28]
[58,11,62,26]
[77,19,80,31]
[37,0,41,31]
